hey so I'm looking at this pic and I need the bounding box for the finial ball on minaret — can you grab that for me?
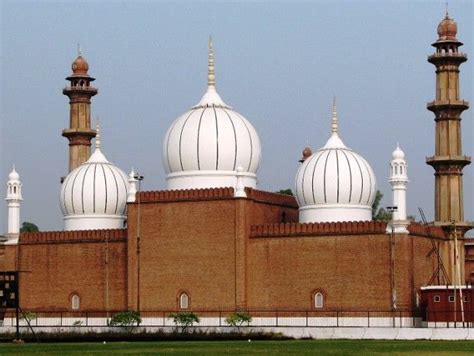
[437,13,457,40]
[71,48,89,75]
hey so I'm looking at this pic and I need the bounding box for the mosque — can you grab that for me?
[0,13,472,324]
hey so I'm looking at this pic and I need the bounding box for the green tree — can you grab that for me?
[225,311,252,332]
[372,190,392,221]
[277,189,293,196]
[20,222,39,233]
[169,312,200,333]
[109,311,141,332]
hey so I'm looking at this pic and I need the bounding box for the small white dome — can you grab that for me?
[8,167,20,181]
[295,101,377,223]
[392,143,405,160]
[60,129,128,231]
[162,39,261,190]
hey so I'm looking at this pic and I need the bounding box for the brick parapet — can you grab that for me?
[137,187,235,203]
[19,229,127,244]
[135,187,298,208]
[247,189,298,208]
[407,223,446,239]
[250,221,387,238]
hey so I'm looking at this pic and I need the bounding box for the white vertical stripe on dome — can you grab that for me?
[340,150,353,203]
[178,109,201,172]
[197,108,217,170]
[164,114,184,174]
[72,164,89,214]
[324,150,339,204]
[299,156,311,205]
[352,154,365,204]
[184,109,205,171]
[81,164,95,214]
[218,108,238,171]
[310,151,324,205]
[360,156,373,205]
[117,170,128,214]
[100,164,110,214]
[212,106,219,170]
[314,151,329,204]
[337,150,349,203]
[233,111,254,172]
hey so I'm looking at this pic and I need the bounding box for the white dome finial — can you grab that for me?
[208,35,215,87]
[332,96,338,135]
[95,119,101,150]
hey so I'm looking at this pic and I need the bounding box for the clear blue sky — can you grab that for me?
[0,1,472,234]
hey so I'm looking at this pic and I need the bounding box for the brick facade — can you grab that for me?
[0,188,455,316]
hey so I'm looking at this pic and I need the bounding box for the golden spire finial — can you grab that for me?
[78,43,82,56]
[95,118,101,150]
[331,96,338,135]
[208,35,215,87]
[445,1,449,17]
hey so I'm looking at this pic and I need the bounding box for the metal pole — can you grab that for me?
[135,174,144,314]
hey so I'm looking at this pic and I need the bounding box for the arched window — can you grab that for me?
[314,292,324,309]
[71,294,80,310]
[179,293,189,310]
[394,165,398,174]
[400,166,403,174]
[13,186,16,194]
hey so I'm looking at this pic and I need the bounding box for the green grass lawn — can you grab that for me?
[0,340,473,355]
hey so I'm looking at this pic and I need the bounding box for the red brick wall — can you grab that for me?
[247,233,439,311]
[465,243,474,283]
[16,230,127,311]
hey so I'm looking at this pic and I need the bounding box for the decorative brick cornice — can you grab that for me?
[19,229,127,245]
[250,221,387,238]
[137,187,235,203]
[407,223,446,239]
[135,187,299,207]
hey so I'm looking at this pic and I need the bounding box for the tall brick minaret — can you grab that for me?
[427,13,472,236]
[62,49,97,172]
[427,12,472,285]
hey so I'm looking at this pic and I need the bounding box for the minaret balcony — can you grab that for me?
[428,52,467,65]
[426,154,471,169]
[427,99,469,112]
[62,86,98,95]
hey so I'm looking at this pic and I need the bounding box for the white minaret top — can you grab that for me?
[387,143,409,234]
[127,169,138,203]
[5,165,22,243]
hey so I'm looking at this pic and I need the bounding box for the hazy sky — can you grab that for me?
[0,1,472,234]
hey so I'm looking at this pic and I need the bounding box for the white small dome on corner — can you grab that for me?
[162,38,261,190]
[8,167,20,181]
[392,143,405,160]
[60,126,128,231]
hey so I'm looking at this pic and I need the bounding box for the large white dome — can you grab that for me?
[162,39,261,190]
[60,130,128,231]
[295,102,376,223]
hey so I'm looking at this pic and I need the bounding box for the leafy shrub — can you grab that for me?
[109,311,141,332]
[19,311,36,324]
[169,312,200,333]
[225,312,252,331]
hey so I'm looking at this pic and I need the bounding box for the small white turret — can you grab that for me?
[5,165,23,243]
[386,143,409,234]
[234,166,247,198]
[127,169,138,203]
